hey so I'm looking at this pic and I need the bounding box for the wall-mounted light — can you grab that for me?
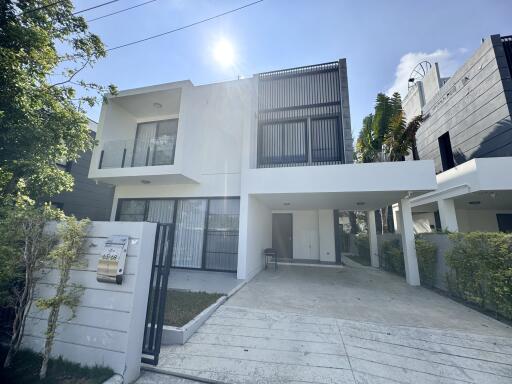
[283,202,291,206]
[141,180,151,184]
[153,102,162,109]
[468,201,480,205]
[356,202,365,206]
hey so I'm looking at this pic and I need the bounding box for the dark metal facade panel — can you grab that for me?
[502,35,512,79]
[257,61,350,168]
[414,37,512,173]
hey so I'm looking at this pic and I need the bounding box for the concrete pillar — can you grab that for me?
[392,204,401,233]
[437,198,459,232]
[367,211,379,268]
[398,197,420,286]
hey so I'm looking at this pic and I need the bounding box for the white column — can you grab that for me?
[399,197,420,286]
[367,211,379,268]
[437,198,459,232]
[392,204,401,233]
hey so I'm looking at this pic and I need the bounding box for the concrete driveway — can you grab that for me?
[153,263,512,383]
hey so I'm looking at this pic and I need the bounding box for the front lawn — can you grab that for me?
[164,289,224,327]
[0,347,113,384]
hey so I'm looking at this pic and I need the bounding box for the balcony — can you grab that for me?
[99,136,176,169]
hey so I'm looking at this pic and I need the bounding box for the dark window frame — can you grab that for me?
[115,196,240,273]
[438,132,455,171]
[132,118,179,167]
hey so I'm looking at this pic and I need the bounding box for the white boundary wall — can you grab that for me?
[22,221,157,384]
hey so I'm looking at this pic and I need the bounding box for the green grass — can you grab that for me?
[164,289,224,327]
[0,347,113,384]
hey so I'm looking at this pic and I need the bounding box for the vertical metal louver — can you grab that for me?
[257,61,350,168]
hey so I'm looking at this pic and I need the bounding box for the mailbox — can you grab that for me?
[97,235,129,284]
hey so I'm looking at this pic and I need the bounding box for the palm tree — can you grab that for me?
[384,114,423,161]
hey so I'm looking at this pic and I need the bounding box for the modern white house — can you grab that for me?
[402,34,512,233]
[89,59,437,286]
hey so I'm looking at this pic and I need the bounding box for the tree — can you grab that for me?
[384,114,423,161]
[355,92,423,233]
[1,200,62,368]
[36,216,89,379]
[0,0,116,206]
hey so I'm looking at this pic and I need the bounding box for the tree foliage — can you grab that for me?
[0,0,116,205]
[355,92,422,163]
[0,201,62,368]
[36,216,89,379]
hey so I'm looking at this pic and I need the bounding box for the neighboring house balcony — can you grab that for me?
[89,81,200,185]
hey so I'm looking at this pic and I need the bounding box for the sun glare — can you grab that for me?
[213,39,235,68]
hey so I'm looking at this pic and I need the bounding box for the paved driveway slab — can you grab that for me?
[153,265,512,383]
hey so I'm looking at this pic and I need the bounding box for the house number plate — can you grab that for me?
[97,235,129,285]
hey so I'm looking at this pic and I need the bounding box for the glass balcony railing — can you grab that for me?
[98,136,176,169]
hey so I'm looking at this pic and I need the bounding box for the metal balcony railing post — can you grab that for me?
[99,150,104,169]
[121,148,127,168]
[145,145,151,166]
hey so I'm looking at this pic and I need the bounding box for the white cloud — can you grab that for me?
[386,49,463,98]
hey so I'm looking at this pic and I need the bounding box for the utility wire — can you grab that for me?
[87,0,157,22]
[74,0,120,15]
[106,0,264,52]
[22,0,119,15]
[22,0,67,14]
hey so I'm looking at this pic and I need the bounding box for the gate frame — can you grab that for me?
[141,223,175,365]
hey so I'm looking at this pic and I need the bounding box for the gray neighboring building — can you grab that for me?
[403,34,512,173]
[51,120,114,220]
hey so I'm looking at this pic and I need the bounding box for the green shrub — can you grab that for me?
[354,233,370,260]
[415,237,437,287]
[445,232,512,320]
[381,239,405,276]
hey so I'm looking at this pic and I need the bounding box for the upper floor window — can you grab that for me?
[132,119,178,167]
[99,119,178,169]
[257,116,342,168]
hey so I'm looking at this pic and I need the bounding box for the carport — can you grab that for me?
[236,160,437,285]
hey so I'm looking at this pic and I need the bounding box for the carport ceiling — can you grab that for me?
[454,190,512,210]
[253,191,414,211]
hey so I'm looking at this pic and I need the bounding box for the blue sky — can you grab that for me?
[75,0,512,139]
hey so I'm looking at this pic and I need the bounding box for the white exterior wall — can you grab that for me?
[456,209,512,232]
[23,222,157,383]
[412,212,436,233]
[237,195,272,280]
[273,210,320,261]
[422,62,443,104]
[110,79,255,217]
[318,210,336,262]
[271,209,336,262]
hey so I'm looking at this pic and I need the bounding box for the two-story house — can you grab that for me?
[89,59,437,286]
[402,34,512,233]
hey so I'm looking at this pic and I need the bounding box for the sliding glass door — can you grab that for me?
[116,197,240,272]
[172,199,207,269]
[132,119,178,167]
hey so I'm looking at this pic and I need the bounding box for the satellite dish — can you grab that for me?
[408,61,432,89]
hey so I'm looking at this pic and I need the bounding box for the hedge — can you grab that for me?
[381,237,437,286]
[445,232,512,320]
[415,237,437,288]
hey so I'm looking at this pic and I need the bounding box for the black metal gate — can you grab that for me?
[141,223,174,365]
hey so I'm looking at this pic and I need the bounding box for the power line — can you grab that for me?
[74,0,120,15]
[106,0,264,52]
[22,0,120,15]
[87,0,157,22]
[22,0,67,14]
